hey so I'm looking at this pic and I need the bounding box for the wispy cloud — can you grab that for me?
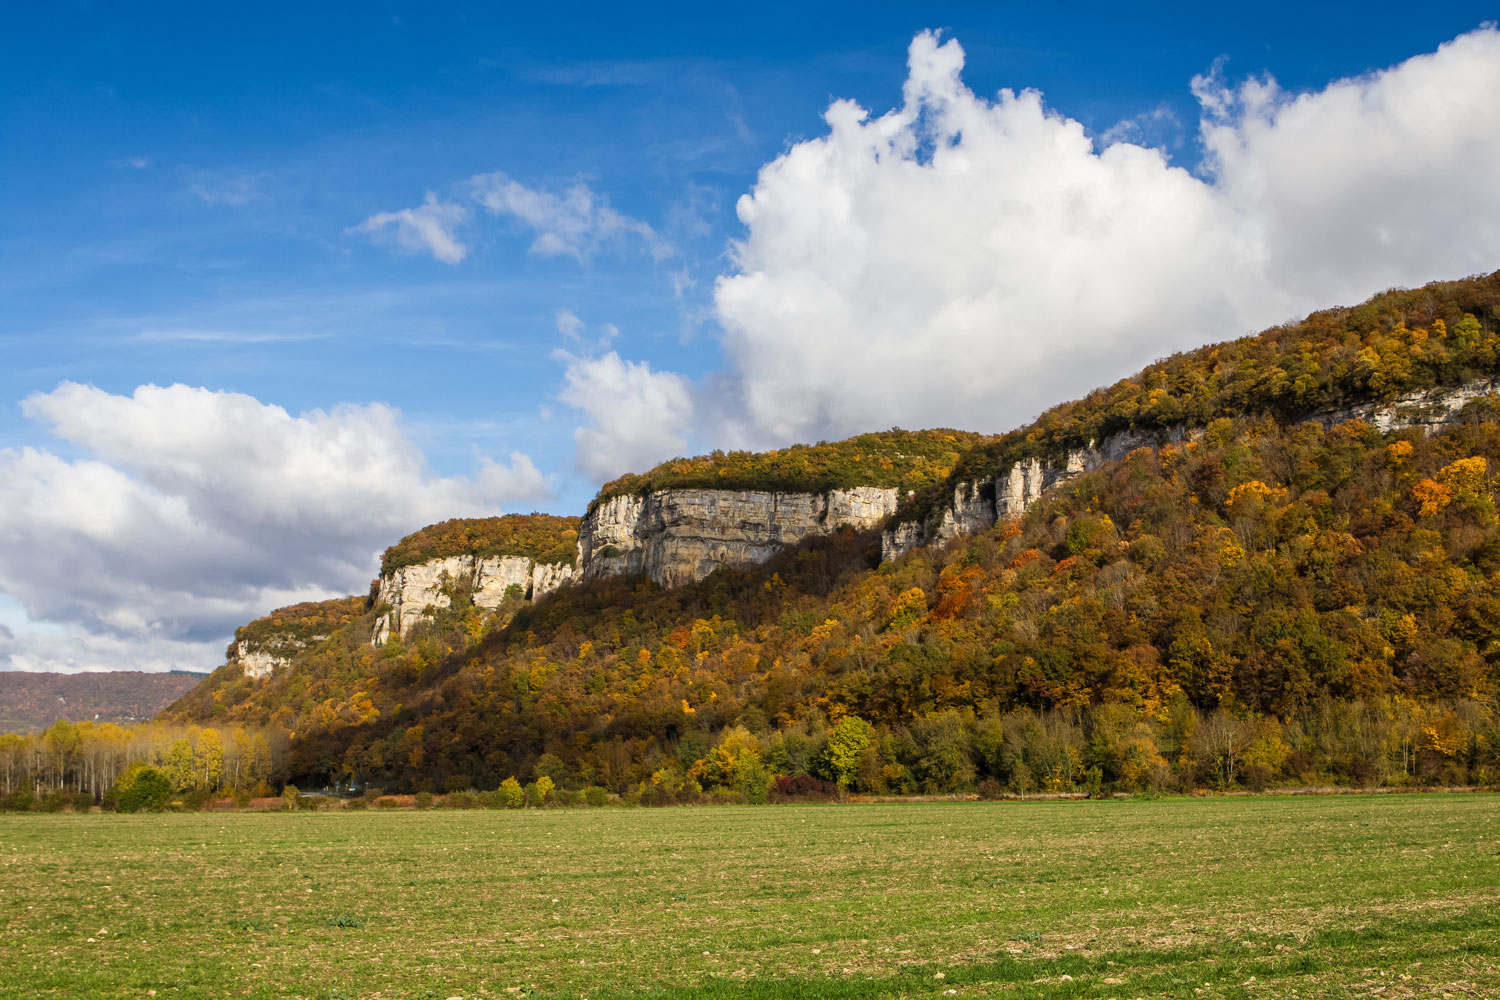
[349,192,471,264]
[469,172,672,262]
[136,329,322,344]
[356,174,671,266]
[190,172,267,206]
[500,57,663,88]
[114,155,152,170]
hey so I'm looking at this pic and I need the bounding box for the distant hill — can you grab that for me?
[0,671,206,732]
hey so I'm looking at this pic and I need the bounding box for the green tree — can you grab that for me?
[824,716,875,789]
[115,767,172,813]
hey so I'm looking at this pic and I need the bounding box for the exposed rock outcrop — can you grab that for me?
[229,635,327,680]
[578,486,899,589]
[373,555,575,643]
[883,379,1500,561]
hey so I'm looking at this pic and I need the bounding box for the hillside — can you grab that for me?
[155,271,1500,798]
[0,670,206,732]
[895,271,1500,531]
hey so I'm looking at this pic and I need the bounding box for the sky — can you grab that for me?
[3,2,1500,672]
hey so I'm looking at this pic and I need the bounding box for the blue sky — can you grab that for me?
[3,2,1500,671]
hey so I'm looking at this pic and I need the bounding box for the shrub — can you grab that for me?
[343,797,368,811]
[281,785,302,811]
[414,791,434,810]
[180,787,213,811]
[499,777,524,809]
[977,778,1005,800]
[116,767,173,813]
[770,774,838,802]
[583,786,609,807]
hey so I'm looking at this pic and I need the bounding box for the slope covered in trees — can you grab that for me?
[229,596,368,655]
[145,273,1500,801]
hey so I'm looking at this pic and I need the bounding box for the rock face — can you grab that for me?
[373,555,576,643]
[230,636,326,680]
[883,379,1500,561]
[577,486,899,589]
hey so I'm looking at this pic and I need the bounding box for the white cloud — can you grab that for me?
[669,267,696,299]
[470,172,672,262]
[710,26,1500,446]
[555,351,693,480]
[0,382,549,672]
[555,308,585,340]
[350,191,470,264]
[114,155,152,170]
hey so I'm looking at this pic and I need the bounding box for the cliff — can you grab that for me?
[578,486,898,588]
[373,553,575,642]
[370,515,581,642]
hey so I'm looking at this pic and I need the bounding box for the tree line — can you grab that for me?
[0,720,283,811]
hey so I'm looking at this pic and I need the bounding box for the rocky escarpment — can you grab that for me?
[229,639,307,680]
[883,378,1500,561]
[228,596,367,679]
[373,554,576,643]
[579,486,898,588]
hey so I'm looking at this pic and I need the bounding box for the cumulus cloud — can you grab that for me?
[470,172,672,262]
[0,383,549,671]
[711,26,1500,446]
[555,351,693,480]
[350,191,470,264]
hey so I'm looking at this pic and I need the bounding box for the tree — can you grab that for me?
[115,767,172,813]
[195,728,224,791]
[534,775,554,806]
[499,776,524,809]
[824,716,875,790]
[534,753,567,786]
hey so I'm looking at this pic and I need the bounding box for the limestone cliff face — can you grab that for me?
[229,636,324,680]
[578,486,899,589]
[883,379,1500,561]
[373,554,576,643]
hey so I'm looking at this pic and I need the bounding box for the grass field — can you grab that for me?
[2,795,1498,999]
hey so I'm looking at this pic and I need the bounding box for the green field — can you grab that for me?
[2,796,1498,999]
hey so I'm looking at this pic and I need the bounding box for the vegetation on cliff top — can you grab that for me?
[229,596,368,661]
[379,514,580,575]
[589,428,998,513]
[897,270,1500,527]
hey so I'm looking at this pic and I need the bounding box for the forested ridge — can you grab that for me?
[10,272,1500,808]
[896,270,1500,528]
